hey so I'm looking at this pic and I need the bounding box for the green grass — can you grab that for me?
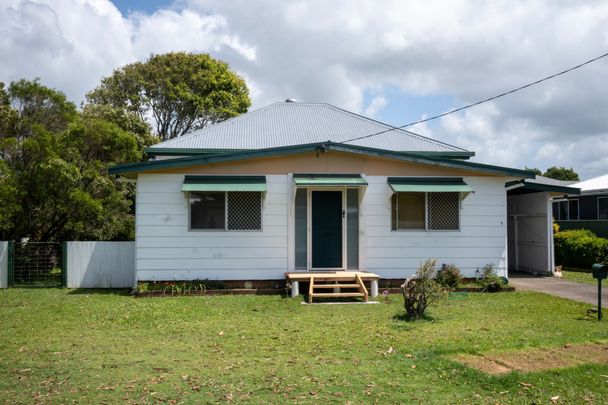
[1,289,607,403]
[563,270,597,285]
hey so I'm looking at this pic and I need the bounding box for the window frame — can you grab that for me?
[568,198,579,221]
[598,197,608,220]
[391,191,461,232]
[188,191,263,232]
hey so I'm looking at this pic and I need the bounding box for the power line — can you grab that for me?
[341,50,608,145]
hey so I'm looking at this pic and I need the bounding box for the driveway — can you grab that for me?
[509,273,608,308]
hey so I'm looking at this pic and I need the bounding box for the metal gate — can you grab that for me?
[8,241,65,287]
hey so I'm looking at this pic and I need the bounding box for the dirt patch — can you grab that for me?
[453,342,608,375]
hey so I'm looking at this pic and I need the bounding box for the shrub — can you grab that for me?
[553,219,560,234]
[436,264,462,289]
[554,229,608,269]
[401,259,446,321]
[478,264,506,292]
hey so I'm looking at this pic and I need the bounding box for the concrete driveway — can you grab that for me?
[509,273,607,308]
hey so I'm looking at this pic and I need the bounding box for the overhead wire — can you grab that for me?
[340,51,608,145]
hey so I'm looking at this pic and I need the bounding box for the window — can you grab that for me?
[553,199,579,220]
[391,192,460,231]
[599,197,608,220]
[190,191,262,230]
[392,192,425,230]
[428,192,460,230]
[568,199,579,220]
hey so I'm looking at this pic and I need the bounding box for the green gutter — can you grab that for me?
[110,142,535,179]
[145,147,475,159]
[407,151,474,159]
[506,180,581,195]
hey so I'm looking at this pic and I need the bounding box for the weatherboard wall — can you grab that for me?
[135,172,509,281]
[136,173,289,281]
[362,176,509,278]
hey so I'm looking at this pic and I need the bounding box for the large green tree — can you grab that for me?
[543,166,580,181]
[86,52,251,141]
[0,79,152,241]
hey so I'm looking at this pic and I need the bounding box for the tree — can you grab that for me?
[0,79,149,241]
[86,52,251,141]
[543,166,580,181]
[524,167,542,176]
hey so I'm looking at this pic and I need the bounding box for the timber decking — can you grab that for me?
[286,271,379,303]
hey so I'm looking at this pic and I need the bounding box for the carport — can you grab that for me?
[506,177,580,276]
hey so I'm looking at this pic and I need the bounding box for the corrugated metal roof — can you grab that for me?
[571,174,608,193]
[149,102,470,153]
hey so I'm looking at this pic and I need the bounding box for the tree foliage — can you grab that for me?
[543,166,580,181]
[524,167,542,176]
[87,52,251,141]
[0,79,153,241]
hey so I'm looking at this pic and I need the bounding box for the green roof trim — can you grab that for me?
[182,175,266,192]
[109,142,536,179]
[406,151,474,159]
[388,177,473,193]
[293,174,368,186]
[146,147,475,159]
[505,180,581,195]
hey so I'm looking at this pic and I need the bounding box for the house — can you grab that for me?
[553,174,608,237]
[109,100,572,292]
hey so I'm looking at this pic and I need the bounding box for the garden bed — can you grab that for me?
[135,288,283,297]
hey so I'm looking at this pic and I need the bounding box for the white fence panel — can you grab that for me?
[0,241,7,288]
[67,242,135,288]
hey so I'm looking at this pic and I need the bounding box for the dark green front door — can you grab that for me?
[312,191,343,268]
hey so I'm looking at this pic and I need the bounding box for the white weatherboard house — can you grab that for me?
[110,101,572,295]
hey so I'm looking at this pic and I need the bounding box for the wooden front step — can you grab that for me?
[313,283,360,289]
[308,274,369,303]
[311,292,365,298]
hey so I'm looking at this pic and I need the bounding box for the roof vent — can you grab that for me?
[285,98,297,103]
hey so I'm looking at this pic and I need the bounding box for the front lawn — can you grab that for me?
[563,270,597,285]
[1,289,607,403]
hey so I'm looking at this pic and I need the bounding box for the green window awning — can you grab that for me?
[182,175,267,192]
[293,174,368,186]
[388,177,473,193]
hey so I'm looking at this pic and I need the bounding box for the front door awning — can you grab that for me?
[293,174,368,186]
[182,175,267,192]
[388,177,473,193]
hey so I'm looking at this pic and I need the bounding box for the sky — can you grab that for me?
[1,0,608,179]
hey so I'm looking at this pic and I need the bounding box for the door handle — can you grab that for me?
[342,210,345,218]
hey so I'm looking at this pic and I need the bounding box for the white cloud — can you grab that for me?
[364,96,387,118]
[1,0,607,178]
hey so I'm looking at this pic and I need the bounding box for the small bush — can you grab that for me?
[401,259,446,321]
[554,229,608,269]
[478,264,506,292]
[436,264,462,289]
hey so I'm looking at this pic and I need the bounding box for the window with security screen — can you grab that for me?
[391,192,460,231]
[428,192,460,230]
[190,191,262,231]
[227,192,262,230]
